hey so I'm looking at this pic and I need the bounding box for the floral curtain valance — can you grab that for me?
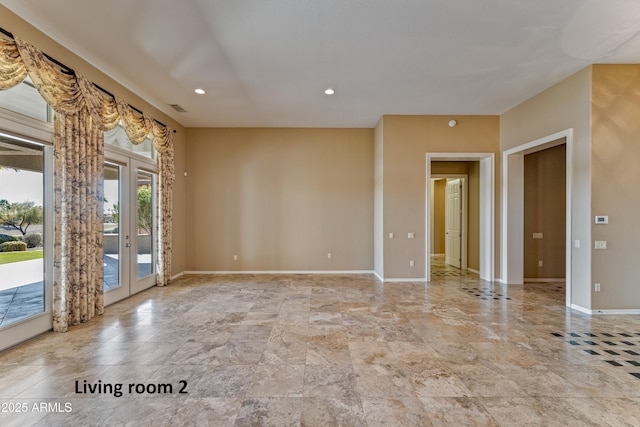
[0,36,174,151]
[0,34,176,331]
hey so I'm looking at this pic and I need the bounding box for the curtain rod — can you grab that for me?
[0,26,174,132]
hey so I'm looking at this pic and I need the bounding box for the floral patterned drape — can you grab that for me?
[0,35,175,331]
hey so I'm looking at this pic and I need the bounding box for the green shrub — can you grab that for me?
[0,234,18,245]
[0,241,27,252]
[22,233,42,248]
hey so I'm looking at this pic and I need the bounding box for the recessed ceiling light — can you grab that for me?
[195,88,206,95]
[324,88,335,95]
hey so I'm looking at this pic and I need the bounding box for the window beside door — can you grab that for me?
[0,135,49,328]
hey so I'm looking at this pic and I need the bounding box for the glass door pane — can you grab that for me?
[103,157,132,306]
[133,168,155,289]
[103,163,121,291]
[0,135,52,351]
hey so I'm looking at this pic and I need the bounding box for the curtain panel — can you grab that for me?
[0,35,175,331]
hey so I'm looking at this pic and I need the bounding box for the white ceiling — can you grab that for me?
[2,0,640,128]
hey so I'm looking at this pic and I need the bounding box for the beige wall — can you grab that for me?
[0,5,188,277]
[380,115,499,279]
[171,129,188,275]
[591,65,640,309]
[523,145,566,279]
[501,67,592,308]
[431,179,446,254]
[185,127,374,271]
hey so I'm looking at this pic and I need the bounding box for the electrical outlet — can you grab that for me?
[389,232,394,239]
[233,255,238,261]
[595,283,601,292]
[327,252,332,259]
[538,260,543,267]
[408,232,415,239]
[409,260,415,267]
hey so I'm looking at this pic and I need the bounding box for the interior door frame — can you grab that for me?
[501,129,572,307]
[426,153,494,283]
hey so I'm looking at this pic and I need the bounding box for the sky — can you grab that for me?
[0,169,42,204]
[0,169,118,214]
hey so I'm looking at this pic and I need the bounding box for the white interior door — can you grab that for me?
[445,178,462,268]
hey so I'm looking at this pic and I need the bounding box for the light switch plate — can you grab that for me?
[533,232,543,239]
[594,241,607,249]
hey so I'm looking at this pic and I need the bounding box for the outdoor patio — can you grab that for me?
[0,255,150,327]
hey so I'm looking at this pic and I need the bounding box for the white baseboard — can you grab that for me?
[370,270,424,283]
[183,270,375,276]
[571,304,640,315]
[570,304,592,314]
[383,278,427,283]
[170,271,185,281]
[524,278,566,283]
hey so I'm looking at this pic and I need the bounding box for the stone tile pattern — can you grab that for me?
[1,273,640,426]
[551,331,640,380]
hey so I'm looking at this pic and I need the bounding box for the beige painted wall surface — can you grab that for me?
[591,64,640,309]
[431,179,446,254]
[524,145,566,279]
[381,115,499,279]
[501,67,591,309]
[186,128,374,272]
[0,5,188,277]
[170,130,188,275]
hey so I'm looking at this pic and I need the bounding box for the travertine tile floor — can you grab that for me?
[1,272,640,426]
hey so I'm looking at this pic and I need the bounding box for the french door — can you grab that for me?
[104,152,157,306]
[0,134,53,351]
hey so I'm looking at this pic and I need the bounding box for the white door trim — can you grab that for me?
[426,153,495,283]
[501,129,573,307]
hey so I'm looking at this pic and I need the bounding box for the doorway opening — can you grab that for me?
[430,174,468,280]
[426,153,495,283]
[501,129,572,307]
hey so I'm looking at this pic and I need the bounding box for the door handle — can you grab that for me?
[125,243,131,248]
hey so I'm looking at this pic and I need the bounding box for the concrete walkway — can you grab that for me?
[0,259,43,292]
